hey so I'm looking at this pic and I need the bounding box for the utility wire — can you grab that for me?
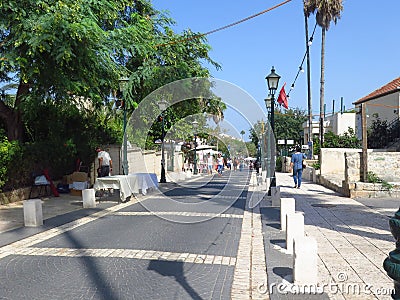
[287,22,317,97]
[155,0,293,48]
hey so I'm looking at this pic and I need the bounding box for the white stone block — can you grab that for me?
[286,212,304,254]
[261,170,267,182]
[271,186,281,207]
[23,199,43,227]
[82,189,96,208]
[280,197,295,231]
[293,236,318,285]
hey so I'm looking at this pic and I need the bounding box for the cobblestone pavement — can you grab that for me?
[260,172,396,300]
[0,169,269,299]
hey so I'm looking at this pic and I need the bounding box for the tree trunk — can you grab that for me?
[0,81,28,142]
[319,27,326,148]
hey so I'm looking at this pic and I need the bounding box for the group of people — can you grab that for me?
[95,145,307,189]
[207,153,225,176]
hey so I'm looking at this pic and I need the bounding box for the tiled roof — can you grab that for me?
[354,77,400,104]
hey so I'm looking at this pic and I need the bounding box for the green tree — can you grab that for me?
[240,130,245,141]
[367,114,390,149]
[304,0,343,146]
[0,0,221,142]
[323,127,360,149]
[249,109,306,157]
[274,108,307,152]
[0,0,224,189]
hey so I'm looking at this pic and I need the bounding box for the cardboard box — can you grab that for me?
[63,174,73,185]
[70,189,82,197]
[71,172,88,182]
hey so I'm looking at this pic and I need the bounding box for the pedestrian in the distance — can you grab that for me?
[207,153,214,175]
[217,153,224,176]
[96,146,113,177]
[290,146,306,188]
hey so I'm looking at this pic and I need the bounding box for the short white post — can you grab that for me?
[23,199,43,227]
[280,197,295,231]
[271,186,281,207]
[286,212,304,254]
[82,189,96,208]
[293,236,318,285]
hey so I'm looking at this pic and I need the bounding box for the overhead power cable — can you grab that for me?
[155,0,293,48]
[287,22,317,97]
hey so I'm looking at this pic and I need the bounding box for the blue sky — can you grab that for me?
[151,0,400,122]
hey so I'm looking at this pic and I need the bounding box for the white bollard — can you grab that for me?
[23,199,43,227]
[293,236,318,285]
[261,170,267,182]
[82,189,96,208]
[286,212,304,254]
[280,197,295,231]
[271,186,281,207]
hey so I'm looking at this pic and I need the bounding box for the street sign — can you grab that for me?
[286,140,294,145]
[278,139,285,144]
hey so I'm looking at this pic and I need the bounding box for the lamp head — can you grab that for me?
[265,66,281,94]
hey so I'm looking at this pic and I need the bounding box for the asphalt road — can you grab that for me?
[0,169,251,299]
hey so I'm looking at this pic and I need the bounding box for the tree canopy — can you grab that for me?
[0,0,225,190]
[0,0,222,142]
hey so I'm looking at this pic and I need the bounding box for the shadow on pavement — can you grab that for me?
[148,260,203,300]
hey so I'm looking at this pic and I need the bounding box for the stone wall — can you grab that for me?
[316,148,400,198]
[320,148,361,177]
[368,152,400,182]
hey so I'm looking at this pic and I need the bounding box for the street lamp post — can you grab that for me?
[192,120,199,175]
[264,95,272,180]
[158,99,168,183]
[119,77,130,175]
[265,66,281,192]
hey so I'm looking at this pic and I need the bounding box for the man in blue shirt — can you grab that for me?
[290,147,306,188]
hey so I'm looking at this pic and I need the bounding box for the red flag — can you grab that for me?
[277,83,288,109]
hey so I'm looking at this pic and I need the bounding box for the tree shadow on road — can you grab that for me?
[148,260,203,300]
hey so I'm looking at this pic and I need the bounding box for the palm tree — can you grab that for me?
[240,130,245,141]
[303,0,343,148]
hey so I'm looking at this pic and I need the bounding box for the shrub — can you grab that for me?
[0,135,23,191]
[276,156,282,172]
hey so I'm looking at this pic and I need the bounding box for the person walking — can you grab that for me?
[290,146,306,188]
[96,146,113,177]
[207,153,214,175]
[217,153,224,176]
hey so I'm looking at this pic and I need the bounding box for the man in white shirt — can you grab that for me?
[96,146,113,177]
[207,153,214,175]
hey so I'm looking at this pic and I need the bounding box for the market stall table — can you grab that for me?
[93,173,158,202]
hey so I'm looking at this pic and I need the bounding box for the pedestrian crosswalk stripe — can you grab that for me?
[12,247,236,266]
[113,212,243,218]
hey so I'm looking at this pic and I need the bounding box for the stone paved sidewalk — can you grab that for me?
[260,172,396,300]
